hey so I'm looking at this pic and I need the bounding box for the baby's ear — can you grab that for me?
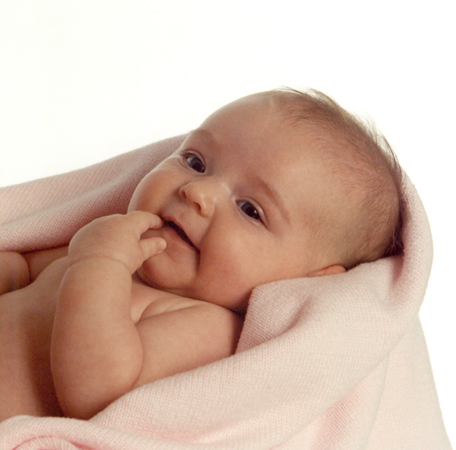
[308,264,346,277]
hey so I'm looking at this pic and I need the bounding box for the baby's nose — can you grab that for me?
[179,179,221,217]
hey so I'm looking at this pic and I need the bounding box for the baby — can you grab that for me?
[0,88,403,421]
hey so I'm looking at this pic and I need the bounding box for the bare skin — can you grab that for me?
[0,249,68,420]
[0,230,243,421]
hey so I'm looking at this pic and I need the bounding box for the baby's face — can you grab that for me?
[128,94,344,312]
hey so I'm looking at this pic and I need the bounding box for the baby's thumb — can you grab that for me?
[141,237,167,258]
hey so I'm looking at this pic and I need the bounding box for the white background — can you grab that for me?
[1,0,454,441]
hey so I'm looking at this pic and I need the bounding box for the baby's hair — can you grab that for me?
[269,87,404,269]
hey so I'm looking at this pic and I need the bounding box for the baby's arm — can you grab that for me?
[51,211,166,419]
[23,247,69,281]
[0,247,69,295]
[0,252,30,294]
[51,212,243,420]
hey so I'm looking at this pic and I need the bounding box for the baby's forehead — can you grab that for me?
[193,103,342,178]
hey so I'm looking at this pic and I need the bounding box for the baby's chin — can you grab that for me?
[135,263,195,300]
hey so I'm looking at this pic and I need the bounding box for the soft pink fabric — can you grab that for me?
[0,136,452,449]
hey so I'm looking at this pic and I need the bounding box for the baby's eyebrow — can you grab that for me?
[251,175,290,224]
[188,128,215,144]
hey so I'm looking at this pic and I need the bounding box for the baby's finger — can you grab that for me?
[127,211,164,235]
[139,237,167,259]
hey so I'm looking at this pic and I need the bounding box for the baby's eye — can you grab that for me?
[184,153,205,173]
[238,201,262,222]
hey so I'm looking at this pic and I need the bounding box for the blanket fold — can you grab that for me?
[0,136,451,449]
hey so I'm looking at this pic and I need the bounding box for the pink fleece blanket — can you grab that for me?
[0,135,452,449]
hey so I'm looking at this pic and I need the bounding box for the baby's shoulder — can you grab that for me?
[131,276,243,334]
[132,279,237,322]
[140,295,206,318]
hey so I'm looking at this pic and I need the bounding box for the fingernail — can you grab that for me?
[157,239,167,252]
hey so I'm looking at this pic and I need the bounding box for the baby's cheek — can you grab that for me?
[199,258,253,306]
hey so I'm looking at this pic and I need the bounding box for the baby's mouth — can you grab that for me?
[164,221,198,250]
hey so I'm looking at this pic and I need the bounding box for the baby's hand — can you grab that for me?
[67,211,166,274]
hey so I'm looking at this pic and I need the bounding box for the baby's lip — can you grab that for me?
[162,217,199,251]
